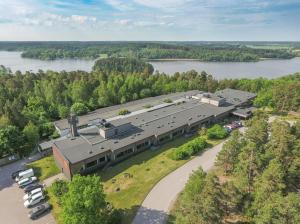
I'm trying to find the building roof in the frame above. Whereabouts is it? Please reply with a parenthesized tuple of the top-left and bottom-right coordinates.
(232, 107, 256, 118)
(215, 89, 256, 106)
(54, 90, 200, 131)
(54, 88, 255, 164)
(54, 98, 235, 164)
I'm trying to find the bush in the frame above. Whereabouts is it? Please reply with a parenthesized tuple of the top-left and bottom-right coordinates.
(118, 109, 130, 115)
(171, 137, 207, 160)
(143, 104, 153, 108)
(163, 98, 173, 103)
(71, 102, 89, 115)
(207, 124, 228, 139)
(51, 179, 68, 198)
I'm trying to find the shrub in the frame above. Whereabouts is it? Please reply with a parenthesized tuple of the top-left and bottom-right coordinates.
(207, 124, 228, 139)
(171, 137, 207, 160)
(118, 109, 130, 115)
(163, 98, 173, 103)
(143, 104, 153, 108)
(51, 179, 68, 198)
(71, 102, 89, 115)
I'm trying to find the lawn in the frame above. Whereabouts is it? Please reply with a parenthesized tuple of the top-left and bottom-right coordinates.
(27, 155, 60, 181)
(98, 134, 223, 224)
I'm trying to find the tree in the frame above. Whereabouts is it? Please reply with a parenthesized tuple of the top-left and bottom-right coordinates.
(23, 121, 39, 153)
(245, 113, 268, 147)
(234, 141, 262, 194)
(216, 130, 245, 175)
(62, 175, 111, 224)
(71, 102, 89, 116)
(58, 105, 70, 118)
(0, 125, 24, 157)
(174, 169, 224, 224)
(251, 159, 286, 217)
(252, 193, 300, 224)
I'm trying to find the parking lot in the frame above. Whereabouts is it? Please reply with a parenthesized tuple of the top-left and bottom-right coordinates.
(0, 157, 55, 224)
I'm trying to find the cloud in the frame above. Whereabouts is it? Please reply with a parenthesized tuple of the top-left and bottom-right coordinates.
(105, 0, 133, 11)
(133, 0, 193, 9)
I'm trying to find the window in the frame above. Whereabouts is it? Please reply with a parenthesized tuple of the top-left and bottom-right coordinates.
(137, 141, 150, 150)
(98, 157, 106, 163)
(172, 129, 182, 137)
(86, 160, 97, 168)
(159, 135, 170, 142)
(114, 129, 118, 135)
(116, 148, 133, 158)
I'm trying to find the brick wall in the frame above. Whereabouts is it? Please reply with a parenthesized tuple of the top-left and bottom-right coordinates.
(52, 145, 72, 179)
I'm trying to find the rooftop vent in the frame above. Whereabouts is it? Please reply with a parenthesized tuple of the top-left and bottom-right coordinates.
(89, 150, 93, 154)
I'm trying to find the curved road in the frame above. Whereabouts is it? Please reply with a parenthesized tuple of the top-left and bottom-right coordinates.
(132, 141, 225, 224)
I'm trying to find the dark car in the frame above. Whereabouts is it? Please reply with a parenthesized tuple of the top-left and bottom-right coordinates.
(24, 183, 44, 193)
(28, 202, 51, 220)
(11, 169, 25, 180)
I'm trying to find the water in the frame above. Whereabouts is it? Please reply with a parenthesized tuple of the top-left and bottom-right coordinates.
(150, 58, 300, 79)
(1, 51, 300, 79)
(0, 51, 95, 73)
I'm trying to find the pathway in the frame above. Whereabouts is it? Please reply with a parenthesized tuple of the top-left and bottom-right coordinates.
(132, 141, 225, 224)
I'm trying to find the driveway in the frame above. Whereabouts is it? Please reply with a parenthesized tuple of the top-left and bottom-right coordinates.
(132, 141, 227, 224)
(0, 156, 55, 224)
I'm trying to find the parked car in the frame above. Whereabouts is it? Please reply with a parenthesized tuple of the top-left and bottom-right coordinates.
(223, 126, 232, 133)
(28, 202, 51, 220)
(15, 168, 34, 182)
(23, 188, 43, 201)
(18, 176, 38, 188)
(24, 183, 44, 194)
(11, 169, 26, 180)
(233, 121, 243, 127)
(24, 192, 45, 208)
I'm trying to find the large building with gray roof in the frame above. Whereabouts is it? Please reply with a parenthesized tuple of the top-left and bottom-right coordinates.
(52, 88, 256, 179)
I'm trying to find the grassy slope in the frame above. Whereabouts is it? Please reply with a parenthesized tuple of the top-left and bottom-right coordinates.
(99, 135, 222, 224)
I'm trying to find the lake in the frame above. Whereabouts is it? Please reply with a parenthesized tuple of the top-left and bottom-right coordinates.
(1, 51, 300, 79)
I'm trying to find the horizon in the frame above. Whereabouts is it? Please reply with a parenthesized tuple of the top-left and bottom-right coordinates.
(0, 0, 300, 41)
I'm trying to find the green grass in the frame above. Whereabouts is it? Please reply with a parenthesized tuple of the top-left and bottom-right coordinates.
(27, 155, 60, 181)
(47, 187, 63, 224)
(98, 134, 223, 224)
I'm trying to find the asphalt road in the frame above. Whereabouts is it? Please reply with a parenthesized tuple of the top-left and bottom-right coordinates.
(132, 141, 225, 224)
(0, 156, 55, 224)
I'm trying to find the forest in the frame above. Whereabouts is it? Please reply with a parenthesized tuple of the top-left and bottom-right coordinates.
(170, 113, 300, 224)
(0, 58, 299, 158)
(0, 41, 296, 61)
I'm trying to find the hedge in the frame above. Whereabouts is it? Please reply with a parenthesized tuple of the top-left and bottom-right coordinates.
(207, 124, 228, 139)
(171, 137, 207, 160)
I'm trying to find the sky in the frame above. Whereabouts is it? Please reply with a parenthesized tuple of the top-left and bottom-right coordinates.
(0, 0, 300, 41)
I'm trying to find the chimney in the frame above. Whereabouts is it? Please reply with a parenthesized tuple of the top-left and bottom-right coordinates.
(68, 113, 79, 137)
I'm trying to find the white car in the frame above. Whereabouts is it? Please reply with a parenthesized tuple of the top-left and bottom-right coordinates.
(15, 168, 34, 182)
(18, 176, 38, 188)
(24, 192, 45, 208)
(23, 188, 43, 201)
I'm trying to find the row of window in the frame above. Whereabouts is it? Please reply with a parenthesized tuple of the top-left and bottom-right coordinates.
(137, 141, 150, 150)
(85, 156, 106, 168)
(116, 148, 134, 158)
(159, 135, 171, 142)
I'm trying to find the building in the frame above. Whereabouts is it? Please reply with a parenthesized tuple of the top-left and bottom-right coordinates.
(52, 89, 256, 179)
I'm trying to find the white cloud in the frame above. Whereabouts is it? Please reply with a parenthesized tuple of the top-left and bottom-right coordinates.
(105, 0, 133, 11)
